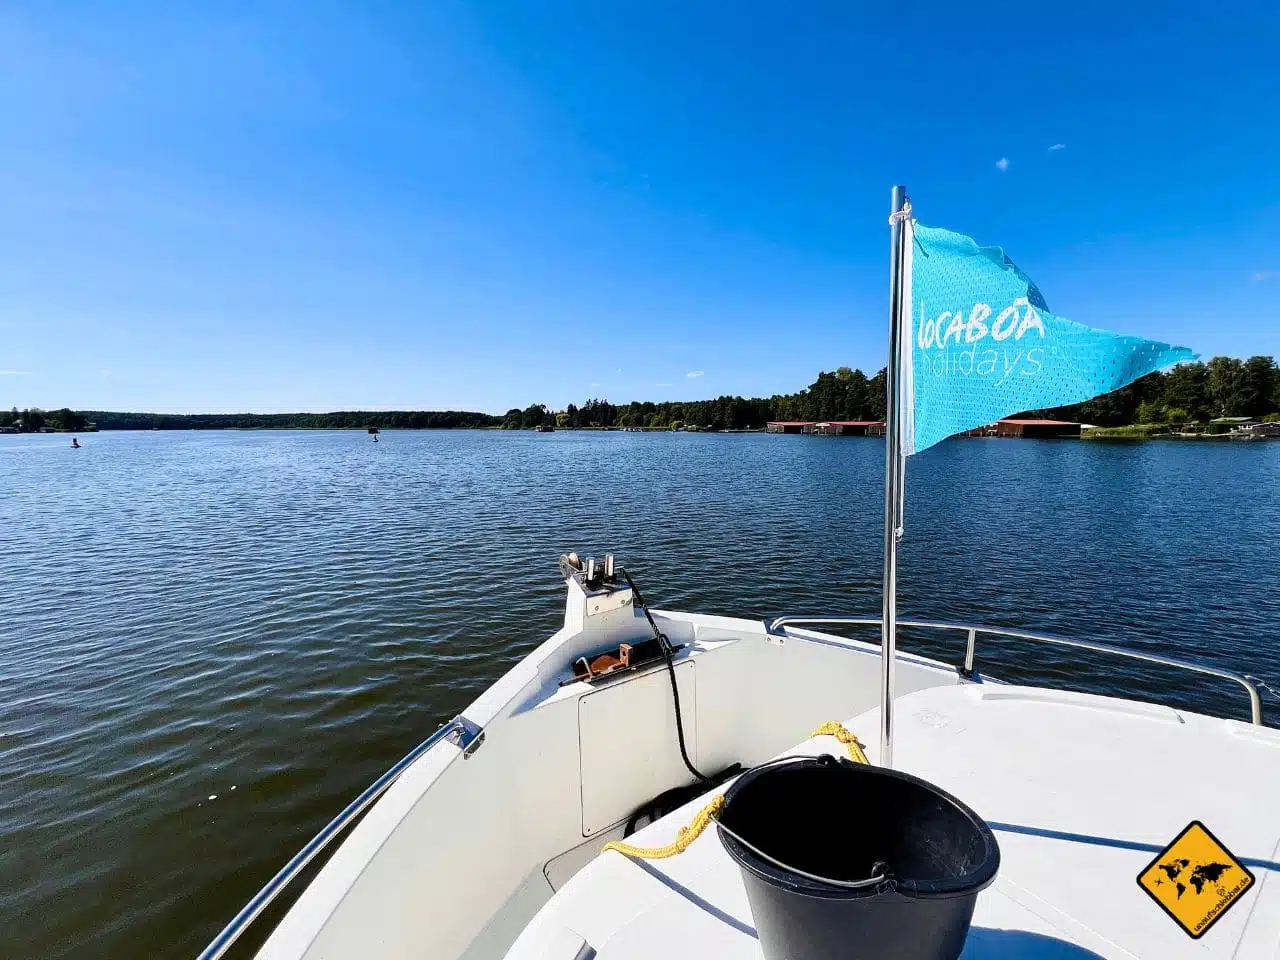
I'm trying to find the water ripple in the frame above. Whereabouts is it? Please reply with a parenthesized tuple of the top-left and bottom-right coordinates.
(1, 430, 1277, 960)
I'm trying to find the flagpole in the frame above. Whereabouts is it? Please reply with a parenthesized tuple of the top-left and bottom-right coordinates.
(881, 184, 909, 768)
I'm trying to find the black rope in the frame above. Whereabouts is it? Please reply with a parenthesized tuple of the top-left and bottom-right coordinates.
(620, 569, 709, 784)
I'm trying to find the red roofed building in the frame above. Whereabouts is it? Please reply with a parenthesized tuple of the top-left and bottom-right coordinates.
(811, 420, 887, 436)
(995, 418, 1081, 439)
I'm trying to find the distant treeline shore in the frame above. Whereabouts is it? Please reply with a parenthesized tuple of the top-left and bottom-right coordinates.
(0, 409, 502, 432)
(4, 354, 1276, 434)
(502, 354, 1279, 431)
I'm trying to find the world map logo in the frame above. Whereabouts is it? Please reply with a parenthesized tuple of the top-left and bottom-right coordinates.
(1152, 857, 1233, 900)
(1137, 821, 1254, 939)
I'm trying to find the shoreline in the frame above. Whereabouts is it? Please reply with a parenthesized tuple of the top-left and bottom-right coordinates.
(4, 424, 1274, 442)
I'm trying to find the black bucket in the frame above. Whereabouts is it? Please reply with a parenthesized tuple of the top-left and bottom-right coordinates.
(718, 755, 999, 960)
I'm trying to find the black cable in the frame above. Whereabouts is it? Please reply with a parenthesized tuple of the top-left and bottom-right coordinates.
(620, 569, 710, 784)
(623, 761, 743, 837)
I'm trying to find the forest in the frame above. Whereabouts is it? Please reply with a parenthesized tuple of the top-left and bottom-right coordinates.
(0, 408, 501, 432)
(4, 355, 1275, 434)
(1, 407, 90, 433)
(502, 355, 1280, 431)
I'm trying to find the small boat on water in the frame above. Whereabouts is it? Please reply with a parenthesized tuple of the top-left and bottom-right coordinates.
(535, 424, 555, 432)
(198, 191, 1278, 960)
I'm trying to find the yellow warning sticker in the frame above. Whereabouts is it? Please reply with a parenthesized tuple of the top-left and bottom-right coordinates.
(1137, 821, 1255, 938)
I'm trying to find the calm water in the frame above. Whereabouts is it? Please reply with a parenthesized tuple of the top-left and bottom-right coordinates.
(3, 430, 1278, 959)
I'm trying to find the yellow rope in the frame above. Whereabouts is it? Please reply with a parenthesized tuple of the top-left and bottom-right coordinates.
(599, 722, 867, 861)
(601, 794, 725, 859)
(810, 721, 870, 765)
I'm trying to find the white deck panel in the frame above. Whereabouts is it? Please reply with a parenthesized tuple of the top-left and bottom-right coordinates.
(505, 684, 1280, 959)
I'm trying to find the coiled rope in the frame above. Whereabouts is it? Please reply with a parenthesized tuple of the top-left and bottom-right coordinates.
(600, 722, 868, 860)
(810, 720, 871, 765)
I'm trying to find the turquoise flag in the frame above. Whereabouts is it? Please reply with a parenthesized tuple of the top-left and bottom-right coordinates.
(901, 222, 1195, 456)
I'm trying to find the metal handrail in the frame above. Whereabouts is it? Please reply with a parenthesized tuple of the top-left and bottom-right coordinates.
(196, 716, 481, 960)
(199, 618, 1263, 958)
(765, 616, 1263, 726)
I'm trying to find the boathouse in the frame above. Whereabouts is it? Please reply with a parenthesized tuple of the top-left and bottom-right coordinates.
(810, 420, 886, 436)
(995, 418, 1082, 439)
(1209, 416, 1258, 435)
(765, 420, 814, 434)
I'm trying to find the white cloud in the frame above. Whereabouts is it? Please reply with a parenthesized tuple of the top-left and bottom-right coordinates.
(1254, 270, 1274, 282)
(655, 382, 673, 387)
(1048, 143, 1066, 151)
(995, 157, 1009, 172)
(686, 370, 705, 378)
(589, 382, 601, 388)
(0, 369, 32, 376)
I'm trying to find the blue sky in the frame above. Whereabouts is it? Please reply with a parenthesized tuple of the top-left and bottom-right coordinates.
(1, 2, 1277, 414)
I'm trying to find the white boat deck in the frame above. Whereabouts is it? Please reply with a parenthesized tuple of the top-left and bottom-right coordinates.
(506, 683, 1280, 959)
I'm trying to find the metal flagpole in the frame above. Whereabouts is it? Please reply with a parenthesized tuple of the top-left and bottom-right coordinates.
(880, 185, 909, 768)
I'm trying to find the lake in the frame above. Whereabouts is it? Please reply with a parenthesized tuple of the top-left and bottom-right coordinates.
(3, 429, 1278, 960)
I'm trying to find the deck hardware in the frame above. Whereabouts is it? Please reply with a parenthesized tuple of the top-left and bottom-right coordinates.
(764, 616, 1263, 726)
(445, 716, 486, 758)
(960, 628, 977, 679)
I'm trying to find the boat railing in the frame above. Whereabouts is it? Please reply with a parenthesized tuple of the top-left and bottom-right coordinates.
(764, 616, 1263, 726)
(199, 619, 1263, 959)
(195, 715, 483, 960)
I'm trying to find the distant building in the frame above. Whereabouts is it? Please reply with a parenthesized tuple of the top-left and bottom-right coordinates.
(1208, 416, 1259, 436)
(766, 421, 814, 434)
(810, 420, 886, 436)
(994, 418, 1082, 439)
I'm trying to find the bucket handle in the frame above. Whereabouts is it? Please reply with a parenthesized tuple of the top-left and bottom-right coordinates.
(718, 755, 890, 891)
(715, 820, 889, 890)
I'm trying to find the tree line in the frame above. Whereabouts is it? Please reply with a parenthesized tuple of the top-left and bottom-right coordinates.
(86, 410, 504, 430)
(5, 356, 1274, 435)
(2, 407, 90, 432)
(0, 408, 502, 432)
(504, 355, 1279, 430)
(1040, 355, 1279, 426)
(503, 368, 890, 431)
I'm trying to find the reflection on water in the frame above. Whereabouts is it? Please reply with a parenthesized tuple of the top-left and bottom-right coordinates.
(1, 430, 1277, 959)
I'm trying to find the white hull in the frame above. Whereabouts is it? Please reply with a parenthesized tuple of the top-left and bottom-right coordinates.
(252, 576, 967, 960)
(202, 570, 1277, 960)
